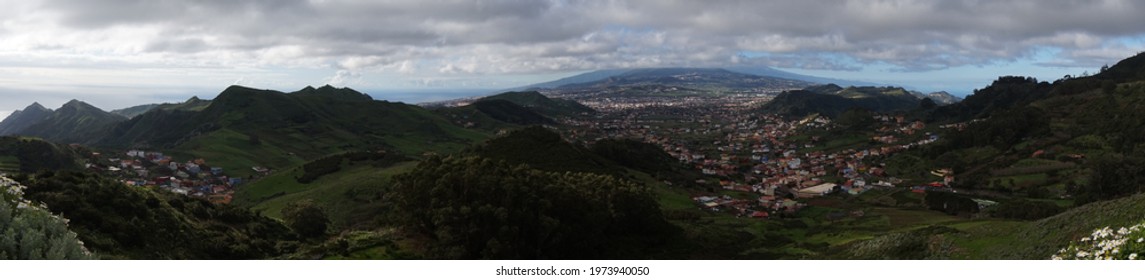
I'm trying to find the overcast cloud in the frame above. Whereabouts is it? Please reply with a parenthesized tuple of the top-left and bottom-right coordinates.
(1, 0, 1144, 111)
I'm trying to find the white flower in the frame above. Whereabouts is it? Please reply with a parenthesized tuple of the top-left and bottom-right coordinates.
(1131, 253, 1138, 260)
(1077, 251, 1089, 258)
(1118, 227, 1131, 235)
(1138, 238, 1143, 243)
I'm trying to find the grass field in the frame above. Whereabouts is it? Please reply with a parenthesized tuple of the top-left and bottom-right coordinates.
(247, 161, 417, 229)
(0, 155, 19, 173)
(170, 128, 309, 178)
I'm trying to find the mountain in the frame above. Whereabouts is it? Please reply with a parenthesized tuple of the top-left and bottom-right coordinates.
(290, 84, 374, 102)
(722, 66, 882, 87)
(467, 99, 556, 125)
(111, 96, 214, 118)
(759, 85, 923, 118)
(110, 104, 161, 118)
(514, 66, 879, 91)
(555, 68, 813, 91)
(757, 90, 860, 118)
(17, 100, 127, 144)
(927, 76, 1053, 122)
(0, 102, 53, 136)
(510, 69, 632, 90)
(477, 91, 595, 117)
(803, 83, 845, 94)
(910, 91, 962, 105)
(98, 85, 487, 176)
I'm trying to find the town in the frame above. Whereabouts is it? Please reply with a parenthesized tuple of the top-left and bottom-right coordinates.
(559, 96, 957, 220)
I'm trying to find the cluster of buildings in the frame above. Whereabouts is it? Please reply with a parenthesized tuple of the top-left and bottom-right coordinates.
(86, 150, 249, 204)
(573, 104, 952, 218)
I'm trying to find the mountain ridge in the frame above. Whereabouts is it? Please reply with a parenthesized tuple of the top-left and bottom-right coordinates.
(0, 102, 54, 136)
(511, 66, 880, 91)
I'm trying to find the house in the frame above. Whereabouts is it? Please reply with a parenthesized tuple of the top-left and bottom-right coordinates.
(126, 150, 145, 158)
(186, 163, 201, 174)
(971, 199, 998, 209)
(796, 183, 837, 198)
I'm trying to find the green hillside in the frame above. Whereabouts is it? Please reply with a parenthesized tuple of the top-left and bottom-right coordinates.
(478, 91, 595, 117)
(467, 126, 617, 175)
(814, 52, 1145, 259)
(101, 85, 488, 175)
(468, 99, 556, 125)
(112, 96, 214, 119)
(237, 152, 414, 229)
(0, 136, 83, 173)
(760, 85, 923, 118)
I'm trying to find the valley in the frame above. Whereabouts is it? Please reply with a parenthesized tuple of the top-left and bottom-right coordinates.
(4, 54, 1145, 260)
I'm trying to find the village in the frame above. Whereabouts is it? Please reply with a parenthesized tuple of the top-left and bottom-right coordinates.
(83, 149, 271, 205)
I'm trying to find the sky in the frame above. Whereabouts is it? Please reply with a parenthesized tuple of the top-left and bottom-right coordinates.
(2, 0, 1145, 120)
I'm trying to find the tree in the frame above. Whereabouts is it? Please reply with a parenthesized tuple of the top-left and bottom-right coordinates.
(389, 155, 676, 259)
(920, 97, 937, 110)
(1075, 153, 1145, 204)
(282, 199, 330, 239)
(836, 108, 875, 132)
(248, 134, 261, 145)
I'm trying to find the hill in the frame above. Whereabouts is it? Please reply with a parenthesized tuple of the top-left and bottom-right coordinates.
(829, 52, 1145, 260)
(0, 103, 53, 136)
(914, 52, 1145, 206)
(111, 96, 213, 118)
(0, 137, 83, 173)
(96, 85, 487, 175)
(759, 85, 924, 118)
(477, 91, 595, 117)
(16, 100, 127, 145)
(910, 91, 962, 105)
(468, 99, 555, 125)
(467, 126, 617, 175)
(927, 76, 1053, 122)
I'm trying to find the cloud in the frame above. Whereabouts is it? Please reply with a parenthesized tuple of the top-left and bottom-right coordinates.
(325, 69, 362, 86)
(15, 0, 1141, 75)
(0, 0, 1142, 110)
